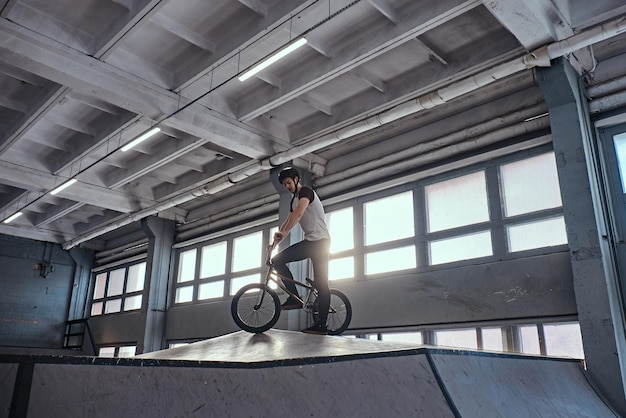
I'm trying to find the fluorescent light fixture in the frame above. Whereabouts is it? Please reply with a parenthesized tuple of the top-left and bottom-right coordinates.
(50, 178, 78, 196)
(121, 127, 161, 152)
(3, 212, 23, 224)
(239, 37, 307, 81)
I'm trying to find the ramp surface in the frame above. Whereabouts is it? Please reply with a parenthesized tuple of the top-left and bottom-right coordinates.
(1, 330, 618, 417)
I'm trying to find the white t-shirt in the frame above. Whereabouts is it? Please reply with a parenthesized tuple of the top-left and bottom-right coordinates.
(292, 186, 330, 241)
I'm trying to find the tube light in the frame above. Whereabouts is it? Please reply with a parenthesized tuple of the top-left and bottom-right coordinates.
(121, 127, 161, 152)
(239, 37, 307, 81)
(3, 212, 23, 224)
(50, 178, 78, 196)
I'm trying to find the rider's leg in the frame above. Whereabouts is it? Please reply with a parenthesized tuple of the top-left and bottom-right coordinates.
(271, 241, 309, 298)
(310, 239, 331, 326)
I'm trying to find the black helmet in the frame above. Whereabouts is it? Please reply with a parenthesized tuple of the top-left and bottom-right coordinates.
(278, 167, 299, 183)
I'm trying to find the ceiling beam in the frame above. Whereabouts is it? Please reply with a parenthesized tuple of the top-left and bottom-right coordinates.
(0, 160, 159, 213)
(0, 17, 282, 159)
(237, 0, 481, 121)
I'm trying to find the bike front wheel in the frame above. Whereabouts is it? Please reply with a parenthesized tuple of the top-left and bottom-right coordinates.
(231, 283, 280, 333)
(313, 288, 352, 335)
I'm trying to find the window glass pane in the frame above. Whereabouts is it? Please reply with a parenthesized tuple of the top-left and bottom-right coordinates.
(199, 281, 224, 300)
(429, 231, 492, 265)
(200, 242, 227, 278)
(507, 216, 567, 252)
(500, 153, 562, 217)
(169, 342, 189, 348)
(230, 274, 261, 295)
(364, 191, 414, 245)
(613, 133, 626, 192)
(175, 285, 194, 303)
(118, 346, 136, 358)
(435, 329, 477, 349)
(177, 249, 197, 283)
(544, 323, 584, 359)
(519, 325, 541, 355)
(91, 301, 103, 316)
(381, 332, 423, 344)
(232, 231, 263, 272)
(426, 171, 489, 232)
(366, 246, 416, 275)
(329, 256, 354, 280)
(328, 207, 354, 253)
(98, 347, 115, 358)
(127, 263, 146, 292)
(124, 295, 142, 311)
(481, 327, 504, 351)
(104, 298, 122, 314)
(93, 273, 107, 299)
(107, 269, 125, 296)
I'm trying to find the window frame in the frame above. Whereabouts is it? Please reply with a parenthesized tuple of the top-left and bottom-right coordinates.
(90, 260, 147, 317)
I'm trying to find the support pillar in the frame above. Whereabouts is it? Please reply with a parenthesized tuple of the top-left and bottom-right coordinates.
(537, 57, 626, 414)
(138, 216, 175, 354)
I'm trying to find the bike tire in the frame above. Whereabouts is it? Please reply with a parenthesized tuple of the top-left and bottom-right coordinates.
(313, 288, 352, 335)
(231, 283, 281, 333)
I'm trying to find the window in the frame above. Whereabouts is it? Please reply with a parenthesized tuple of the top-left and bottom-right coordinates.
(429, 231, 492, 265)
(500, 153, 567, 252)
(506, 216, 567, 252)
(380, 332, 423, 344)
(173, 230, 269, 305)
(364, 191, 416, 275)
(328, 207, 354, 253)
(500, 153, 562, 216)
(481, 327, 504, 351)
(543, 322, 584, 359)
(365, 246, 416, 275)
(435, 328, 478, 350)
(518, 325, 541, 355)
(177, 249, 196, 283)
(91, 262, 146, 316)
(364, 191, 414, 245)
(200, 242, 227, 278)
(232, 231, 262, 272)
(98, 345, 136, 358)
(426, 171, 489, 232)
(613, 132, 626, 192)
(329, 256, 354, 280)
(425, 172, 492, 265)
(328, 207, 355, 280)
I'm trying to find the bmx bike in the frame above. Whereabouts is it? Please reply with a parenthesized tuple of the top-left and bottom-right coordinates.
(230, 244, 352, 335)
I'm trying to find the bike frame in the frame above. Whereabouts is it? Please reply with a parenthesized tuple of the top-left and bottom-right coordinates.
(255, 244, 318, 311)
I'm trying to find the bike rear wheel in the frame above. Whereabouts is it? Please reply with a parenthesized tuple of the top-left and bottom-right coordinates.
(313, 288, 352, 335)
(231, 283, 280, 333)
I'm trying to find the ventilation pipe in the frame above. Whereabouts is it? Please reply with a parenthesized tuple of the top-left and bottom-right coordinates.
(62, 16, 626, 250)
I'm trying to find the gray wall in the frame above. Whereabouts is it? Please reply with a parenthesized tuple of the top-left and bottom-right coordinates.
(0, 235, 77, 348)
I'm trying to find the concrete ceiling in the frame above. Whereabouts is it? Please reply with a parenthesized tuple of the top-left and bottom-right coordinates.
(0, 0, 625, 252)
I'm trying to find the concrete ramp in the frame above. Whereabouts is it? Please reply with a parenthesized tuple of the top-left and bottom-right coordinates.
(1, 330, 618, 417)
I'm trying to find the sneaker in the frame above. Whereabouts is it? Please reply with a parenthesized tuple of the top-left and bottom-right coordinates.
(281, 297, 302, 311)
(301, 324, 328, 335)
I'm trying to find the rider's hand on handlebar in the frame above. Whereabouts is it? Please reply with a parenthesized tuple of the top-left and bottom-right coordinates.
(272, 231, 284, 245)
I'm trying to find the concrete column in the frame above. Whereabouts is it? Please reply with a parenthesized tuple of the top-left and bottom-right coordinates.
(138, 216, 175, 354)
(67, 246, 95, 320)
(536, 57, 626, 414)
